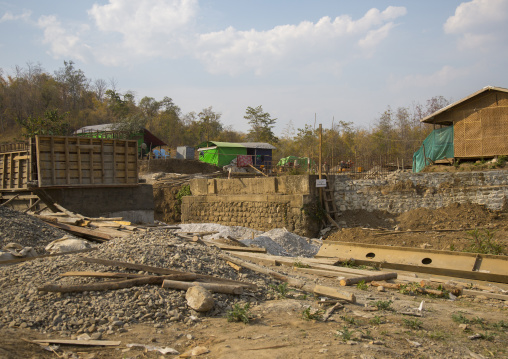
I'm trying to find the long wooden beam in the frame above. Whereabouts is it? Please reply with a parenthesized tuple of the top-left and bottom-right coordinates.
(316, 242, 508, 283)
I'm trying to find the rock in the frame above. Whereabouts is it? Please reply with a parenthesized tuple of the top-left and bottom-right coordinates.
(185, 286, 214, 312)
(459, 324, 469, 331)
(377, 286, 385, 292)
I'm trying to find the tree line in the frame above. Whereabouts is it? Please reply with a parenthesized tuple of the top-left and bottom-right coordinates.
(0, 61, 448, 165)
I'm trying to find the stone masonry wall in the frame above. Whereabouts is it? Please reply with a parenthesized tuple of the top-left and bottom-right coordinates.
(333, 170, 508, 213)
(182, 176, 321, 237)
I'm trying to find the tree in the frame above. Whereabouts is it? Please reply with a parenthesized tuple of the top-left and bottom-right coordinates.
(198, 106, 223, 143)
(244, 105, 278, 143)
(17, 109, 70, 137)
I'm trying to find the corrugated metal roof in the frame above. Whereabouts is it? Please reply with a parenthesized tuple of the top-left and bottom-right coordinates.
(75, 123, 117, 133)
(421, 86, 508, 124)
(197, 141, 276, 150)
(239, 142, 277, 150)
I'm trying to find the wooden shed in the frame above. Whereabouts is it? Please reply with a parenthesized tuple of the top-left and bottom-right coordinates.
(421, 86, 508, 158)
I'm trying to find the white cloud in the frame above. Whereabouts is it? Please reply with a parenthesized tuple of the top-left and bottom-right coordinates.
(444, 0, 508, 50)
(37, 15, 89, 62)
(88, 0, 198, 57)
(33, 1, 406, 75)
(194, 6, 407, 75)
(388, 65, 470, 91)
(0, 10, 31, 23)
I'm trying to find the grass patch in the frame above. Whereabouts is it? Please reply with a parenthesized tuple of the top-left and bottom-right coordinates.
(269, 282, 293, 299)
(336, 326, 354, 341)
(356, 280, 369, 290)
(301, 307, 323, 321)
(373, 300, 393, 311)
(403, 318, 423, 330)
(464, 228, 504, 255)
(226, 303, 251, 324)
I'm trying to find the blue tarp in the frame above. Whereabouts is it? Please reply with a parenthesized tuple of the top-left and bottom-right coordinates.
(412, 126, 454, 173)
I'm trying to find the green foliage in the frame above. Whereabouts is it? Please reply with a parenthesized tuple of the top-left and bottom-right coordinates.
(399, 282, 422, 295)
(293, 261, 310, 268)
(300, 200, 327, 222)
(373, 300, 393, 311)
(340, 315, 357, 325)
(269, 282, 293, 299)
(356, 280, 369, 290)
(226, 303, 251, 324)
(336, 326, 354, 341)
(369, 315, 384, 325)
(464, 228, 504, 255)
(244, 105, 278, 144)
(18, 109, 70, 137)
(496, 155, 507, 167)
(403, 318, 423, 330)
(301, 307, 323, 321)
(174, 185, 191, 215)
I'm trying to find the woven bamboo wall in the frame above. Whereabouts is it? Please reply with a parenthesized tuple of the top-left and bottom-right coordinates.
(452, 92, 508, 158)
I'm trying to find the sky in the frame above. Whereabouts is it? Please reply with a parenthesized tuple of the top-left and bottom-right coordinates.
(1, 0, 508, 136)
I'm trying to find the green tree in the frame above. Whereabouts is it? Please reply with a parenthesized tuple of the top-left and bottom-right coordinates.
(198, 106, 223, 143)
(244, 105, 278, 143)
(17, 109, 70, 137)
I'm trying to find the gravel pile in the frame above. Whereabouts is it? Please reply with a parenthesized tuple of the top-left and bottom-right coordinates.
(178, 223, 261, 239)
(0, 227, 279, 337)
(178, 223, 320, 257)
(241, 236, 290, 256)
(261, 228, 320, 257)
(0, 207, 70, 254)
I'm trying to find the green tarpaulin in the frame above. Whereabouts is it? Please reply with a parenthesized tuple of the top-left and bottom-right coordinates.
(277, 156, 313, 167)
(198, 142, 247, 167)
(413, 126, 454, 173)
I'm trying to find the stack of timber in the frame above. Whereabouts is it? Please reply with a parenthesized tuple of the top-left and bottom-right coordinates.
(33, 207, 147, 242)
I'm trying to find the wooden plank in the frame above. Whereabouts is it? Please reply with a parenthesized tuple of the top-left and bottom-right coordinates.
(50, 136, 56, 185)
(60, 271, 152, 279)
(113, 139, 117, 183)
(79, 257, 258, 289)
(31, 339, 121, 346)
(162, 280, 244, 295)
(0, 248, 97, 266)
(39, 273, 196, 293)
(64, 137, 70, 185)
(463, 289, 508, 301)
(77, 138, 82, 184)
(9, 152, 14, 189)
(89, 138, 94, 185)
(124, 141, 128, 183)
(101, 139, 105, 183)
(339, 272, 398, 286)
(43, 220, 112, 242)
(317, 242, 508, 283)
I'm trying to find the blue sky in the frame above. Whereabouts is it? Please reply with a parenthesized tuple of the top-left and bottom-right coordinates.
(1, 0, 508, 135)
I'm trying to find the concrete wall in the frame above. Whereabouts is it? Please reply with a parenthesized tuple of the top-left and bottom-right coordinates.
(181, 175, 321, 237)
(45, 184, 155, 223)
(333, 170, 508, 213)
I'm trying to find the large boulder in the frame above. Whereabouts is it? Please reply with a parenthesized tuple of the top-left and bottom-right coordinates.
(185, 286, 214, 312)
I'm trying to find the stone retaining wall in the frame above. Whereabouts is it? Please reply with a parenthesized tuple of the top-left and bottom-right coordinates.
(182, 176, 321, 237)
(333, 170, 508, 213)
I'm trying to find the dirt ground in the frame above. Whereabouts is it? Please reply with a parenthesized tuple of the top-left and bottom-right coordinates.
(2, 174, 508, 358)
(2, 275, 507, 359)
(326, 202, 508, 253)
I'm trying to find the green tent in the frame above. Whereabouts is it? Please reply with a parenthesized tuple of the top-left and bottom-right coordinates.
(412, 126, 454, 173)
(197, 141, 247, 167)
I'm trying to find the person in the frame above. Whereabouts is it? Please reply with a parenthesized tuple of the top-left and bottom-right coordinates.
(323, 162, 329, 175)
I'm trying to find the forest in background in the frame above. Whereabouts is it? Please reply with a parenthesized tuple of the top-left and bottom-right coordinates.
(0, 61, 450, 166)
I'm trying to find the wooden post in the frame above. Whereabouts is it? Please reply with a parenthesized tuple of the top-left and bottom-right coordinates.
(162, 280, 244, 295)
(319, 123, 323, 207)
(339, 272, 397, 286)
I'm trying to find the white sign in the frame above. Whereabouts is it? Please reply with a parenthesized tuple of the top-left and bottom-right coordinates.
(316, 179, 327, 188)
